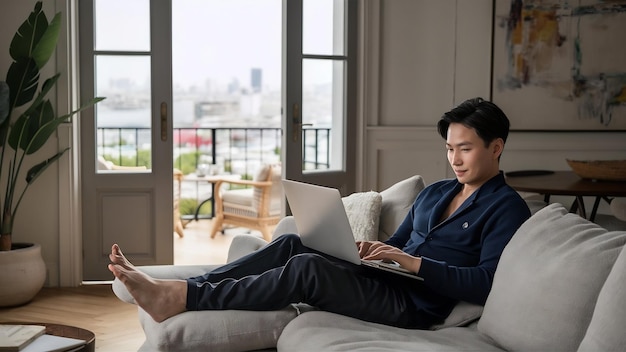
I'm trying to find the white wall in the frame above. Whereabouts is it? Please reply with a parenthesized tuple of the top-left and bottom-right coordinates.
(2, 0, 625, 287)
(358, 0, 626, 209)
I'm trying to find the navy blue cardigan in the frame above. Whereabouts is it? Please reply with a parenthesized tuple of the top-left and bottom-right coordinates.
(385, 172, 530, 310)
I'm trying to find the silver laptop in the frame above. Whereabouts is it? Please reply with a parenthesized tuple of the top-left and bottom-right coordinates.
(281, 179, 423, 280)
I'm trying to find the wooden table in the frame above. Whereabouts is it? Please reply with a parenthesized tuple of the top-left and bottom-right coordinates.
(505, 171, 626, 221)
(182, 173, 241, 222)
(1, 322, 95, 351)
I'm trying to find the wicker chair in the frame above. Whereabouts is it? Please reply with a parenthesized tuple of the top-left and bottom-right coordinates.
(209, 163, 283, 241)
(173, 169, 185, 238)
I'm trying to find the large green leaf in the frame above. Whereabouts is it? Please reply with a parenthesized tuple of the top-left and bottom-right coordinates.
(0, 81, 8, 148)
(6, 58, 39, 108)
(6, 1, 60, 110)
(0, 82, 9, 125)
(7, 108, 31, 151)
(8, 96, 104, 155)
(26, 148, 69, 184)
(23, 103, 58, 154)
(15, 74, 60, 125)
(29, 96, 105, 154)
(33, 12, 61, 69)
(9, 1, 47, 61)
(6, 74, 60, 151)
(16, 100, 56, 153)
(0, 114, 8, 148)
(9, 100, 55, 154)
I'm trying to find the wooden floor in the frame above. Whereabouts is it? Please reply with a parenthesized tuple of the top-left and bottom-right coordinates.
(0, 220, 264, 351)
(0, 285, 145, 351)
(173, 218, 264, 265)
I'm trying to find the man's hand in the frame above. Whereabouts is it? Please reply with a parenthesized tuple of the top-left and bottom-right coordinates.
(356, 241, 422, 273)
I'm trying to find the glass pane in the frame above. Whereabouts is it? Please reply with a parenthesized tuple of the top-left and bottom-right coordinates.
(95, 55, 152, 171)
(172, 0, 282, 180)
(302, 59, 345, 171)
(95, 0, 150, 51)
(303, 0, 345, 55)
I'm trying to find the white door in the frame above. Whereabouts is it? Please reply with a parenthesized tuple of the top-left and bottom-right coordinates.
(80, 0, 173, 280)
(283, 0, 357, 194)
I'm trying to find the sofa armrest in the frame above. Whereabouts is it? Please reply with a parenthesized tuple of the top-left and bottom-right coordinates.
(112, 264, 220, 304)
(226, 235, 269, 262)
(272, 216, 298, 240)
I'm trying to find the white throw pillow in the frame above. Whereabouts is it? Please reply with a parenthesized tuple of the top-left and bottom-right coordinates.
(341, 191, 382, 242)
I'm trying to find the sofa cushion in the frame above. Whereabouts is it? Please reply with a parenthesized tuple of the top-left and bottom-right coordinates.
(378, 175, 425, 241)
(578, 245, 626, 351)
(431, 301, 483, 330)
(272, 216, 299, 241)
(342, 191, 382, 241)
(478, 203, 626, 351)
(277, 311, 503, 352)
(138, 305, 298, 352)
(610, 197, 626, 221)
(222, 188, 253, 207)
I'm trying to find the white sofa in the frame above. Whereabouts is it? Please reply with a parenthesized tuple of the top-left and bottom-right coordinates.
(113, 175, 626, 351)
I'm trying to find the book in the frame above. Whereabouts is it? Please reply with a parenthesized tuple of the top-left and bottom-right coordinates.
(0, 325, 46, 352)
(20, 334, 86, 352)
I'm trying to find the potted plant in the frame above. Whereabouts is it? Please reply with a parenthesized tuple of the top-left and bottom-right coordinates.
(0, 2, 103, 306)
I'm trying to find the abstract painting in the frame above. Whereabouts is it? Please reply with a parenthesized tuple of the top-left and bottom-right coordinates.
(492, 0, 626, 130)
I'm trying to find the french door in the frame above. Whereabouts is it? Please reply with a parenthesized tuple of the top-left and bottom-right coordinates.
(79, 0, 356, 280)
(283, 0, 357, 194)
(80, 0, 173, 280)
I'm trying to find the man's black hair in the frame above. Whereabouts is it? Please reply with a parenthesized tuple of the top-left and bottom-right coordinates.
(437, 97, 510, 147)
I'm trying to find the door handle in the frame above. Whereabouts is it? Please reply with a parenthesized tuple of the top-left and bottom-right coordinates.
(292, 103, 312, 142)
(161, 102, 168, 141)
(292, 103, 300, 142)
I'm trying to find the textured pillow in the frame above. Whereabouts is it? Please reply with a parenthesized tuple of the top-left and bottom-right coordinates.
(378, 175, 425, 241)
(139, 306, 298, 351)
(342, 191, 382, 242)
(578, 244, 626, 351)
(267, 164, 283, 215)
(478, 203, 626, 351)
(252, 164, 272, 210)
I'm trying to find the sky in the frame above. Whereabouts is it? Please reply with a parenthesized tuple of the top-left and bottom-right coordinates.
(94, 0, 341, 92)
(94, 0, 281, 91)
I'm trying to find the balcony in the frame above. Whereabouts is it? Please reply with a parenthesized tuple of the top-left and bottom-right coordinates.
(97, 126, 331, 221)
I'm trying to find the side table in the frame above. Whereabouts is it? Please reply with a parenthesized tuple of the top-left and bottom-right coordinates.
(0, 322, 95, 352)
(505, 170, 626, 221)
(181, 173, 242, 223)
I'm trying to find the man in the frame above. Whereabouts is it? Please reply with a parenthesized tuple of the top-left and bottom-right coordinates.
(109, 97, 531, 329)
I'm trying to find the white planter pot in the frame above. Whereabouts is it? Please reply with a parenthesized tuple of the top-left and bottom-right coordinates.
(0, 243, 46, 307)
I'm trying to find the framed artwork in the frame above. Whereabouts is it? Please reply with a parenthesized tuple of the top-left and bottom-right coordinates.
(492, 0, 626, 131)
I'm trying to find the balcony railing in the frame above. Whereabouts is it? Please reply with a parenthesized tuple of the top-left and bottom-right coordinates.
(97, 126, 332, 220)
(97, 126, 331, 176)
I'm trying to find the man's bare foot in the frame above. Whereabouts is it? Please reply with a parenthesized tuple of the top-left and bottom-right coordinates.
(109, 244, 135, 270)
(108, 244, 188, 322)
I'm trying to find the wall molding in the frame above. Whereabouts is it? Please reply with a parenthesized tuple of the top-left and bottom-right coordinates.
(365, 126, 626, 191)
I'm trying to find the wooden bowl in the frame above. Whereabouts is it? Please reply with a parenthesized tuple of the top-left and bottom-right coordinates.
(566, 159, 626, 181)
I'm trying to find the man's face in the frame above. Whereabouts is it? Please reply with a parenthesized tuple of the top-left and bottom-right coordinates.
(446, 123, 501, 188)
